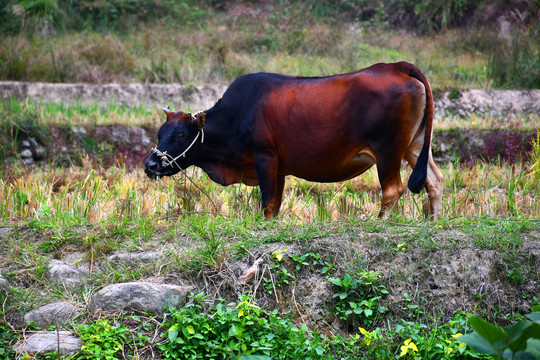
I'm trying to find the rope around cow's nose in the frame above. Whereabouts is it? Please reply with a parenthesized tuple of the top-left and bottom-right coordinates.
(148, 128, 204, 170)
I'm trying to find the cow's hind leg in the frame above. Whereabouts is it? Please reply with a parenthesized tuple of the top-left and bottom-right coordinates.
(376, 161, 404, 219)
(405, 149, 443, 218)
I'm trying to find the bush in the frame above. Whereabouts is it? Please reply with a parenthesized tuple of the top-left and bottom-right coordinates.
(76, 319, 129, 360)
(160, 293, 328, 360)
(487, 22, 540, 89)
(0, 0, 209, 34)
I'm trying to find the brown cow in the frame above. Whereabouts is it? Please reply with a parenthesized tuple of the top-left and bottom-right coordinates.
(144, 62, 443, 220)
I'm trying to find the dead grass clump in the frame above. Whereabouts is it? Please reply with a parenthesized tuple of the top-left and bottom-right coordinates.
(1, 158, 539, 226)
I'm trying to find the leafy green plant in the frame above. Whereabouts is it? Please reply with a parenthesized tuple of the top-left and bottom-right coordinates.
(76, 318, 129, 360)
(458, 306, 540, 360)
(160, 293, 328, 359)
(0, 307, 16, 360)
(289, 252, 335, 275)
(394, 316, 480, 359)
(329, 271, 388, 328)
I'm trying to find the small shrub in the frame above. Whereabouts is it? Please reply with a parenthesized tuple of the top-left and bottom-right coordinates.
(160, 293, 328, 359)
(329, 270, 388, 330)
(76, 318, 129, 360)
(487, 18, 540, 89)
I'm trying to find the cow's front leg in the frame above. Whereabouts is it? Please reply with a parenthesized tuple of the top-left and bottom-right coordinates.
(254, 156, 285, 220)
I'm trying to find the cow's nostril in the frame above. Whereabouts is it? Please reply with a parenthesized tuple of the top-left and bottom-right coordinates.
(145, 159, 159, 171)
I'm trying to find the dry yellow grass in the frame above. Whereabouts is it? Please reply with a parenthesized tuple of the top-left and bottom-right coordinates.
(1, 160, 538, 225)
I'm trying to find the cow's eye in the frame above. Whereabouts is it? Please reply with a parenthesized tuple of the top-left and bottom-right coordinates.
(175, 132, 185, 141)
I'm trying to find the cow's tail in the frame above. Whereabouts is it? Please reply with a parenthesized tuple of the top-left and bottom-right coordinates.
(396, 62, 433, 194)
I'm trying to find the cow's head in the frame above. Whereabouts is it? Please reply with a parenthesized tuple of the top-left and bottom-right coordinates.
(144, 108, 206, 179)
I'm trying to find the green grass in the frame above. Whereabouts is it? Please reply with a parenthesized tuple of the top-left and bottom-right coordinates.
(2, 1, 538, 89)
(0, 12, 489, 89)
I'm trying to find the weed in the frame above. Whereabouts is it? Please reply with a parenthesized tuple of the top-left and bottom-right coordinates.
(528, 132, 540, 181)
(0, 306, 16, 360)
(458, 305, 540, 360)
(487, 19, 540, 89)
(184, 219, 232, 271)
(76, 318, 129, 359)
(392, 311, 490, 359)
(290, 252, 335, 275)
(160, 293, 327, 359)
(329, 271, 388, 330)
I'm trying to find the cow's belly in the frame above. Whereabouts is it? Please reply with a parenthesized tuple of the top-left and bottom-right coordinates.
(285, 150, 376, 183)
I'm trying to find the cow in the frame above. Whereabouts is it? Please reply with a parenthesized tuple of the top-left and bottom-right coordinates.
(144, 61, 443, 220)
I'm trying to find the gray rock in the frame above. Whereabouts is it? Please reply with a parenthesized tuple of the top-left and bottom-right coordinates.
(29, 137, 39, 147)
(107, 251, 163, 265)
(0, 274, 9, 291)
(21, 140, 31, 148)
(20, 149, 33, 158)
(33, 146, 47, 160)
(48, 261, 87, 287)
(71, 126, 87, 136)
(14, 331, 81, 355)
(24, 302, 79, 328)
(89, 282, 193, 315)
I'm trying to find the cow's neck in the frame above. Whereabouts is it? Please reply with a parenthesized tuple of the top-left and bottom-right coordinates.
(192, 112, 230, 182)
(193, 111, 255, 186)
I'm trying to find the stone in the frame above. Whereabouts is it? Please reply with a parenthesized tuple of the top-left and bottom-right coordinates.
(14, 331, 81, 355)
(24, 302, 79, 328)
(106, 251, 163, 265)
(20, 149, 33, 158)
(29, 137, 38, 147)
(0, 274, 9, 291)
(71, 126, 87, 136)
(89, 282, 193, 315)
(33, 146, 47, 160)
(21, 140, 31, 148)
(47, 261, 87, 287)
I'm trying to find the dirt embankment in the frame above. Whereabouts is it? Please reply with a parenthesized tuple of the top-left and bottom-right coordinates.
(1, 81, 539, 117)
(2, 82, 539, 167)
(0, 81, 228, 111)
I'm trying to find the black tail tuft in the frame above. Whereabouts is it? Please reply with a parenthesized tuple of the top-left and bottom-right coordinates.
(407, 145, 429, 194)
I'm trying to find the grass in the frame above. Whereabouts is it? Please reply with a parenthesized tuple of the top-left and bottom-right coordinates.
(3, 98, 539, 130)
(2, 98, 158, 127)
(0, 21, 490, 89)
(2, 1, 538, 91)
(2, 159, 538, 226)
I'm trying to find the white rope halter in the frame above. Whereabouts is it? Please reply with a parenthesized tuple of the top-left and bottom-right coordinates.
(148, 128, 204, 170)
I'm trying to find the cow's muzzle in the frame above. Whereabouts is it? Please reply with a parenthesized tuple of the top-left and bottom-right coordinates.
(144, 159, 160, 179)
(144, 158, 175, 179)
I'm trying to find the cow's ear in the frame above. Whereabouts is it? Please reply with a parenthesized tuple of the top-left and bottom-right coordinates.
(196, 112, 206, 130)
